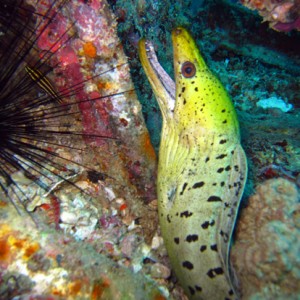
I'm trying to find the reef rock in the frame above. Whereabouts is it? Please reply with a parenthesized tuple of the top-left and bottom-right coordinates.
(232, 178, 300, 299)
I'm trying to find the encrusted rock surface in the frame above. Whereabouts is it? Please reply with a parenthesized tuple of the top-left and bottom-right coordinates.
(232, 178, 300, 299)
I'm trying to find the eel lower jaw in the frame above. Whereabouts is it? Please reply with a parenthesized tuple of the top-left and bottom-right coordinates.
(143, 40, 176, 114)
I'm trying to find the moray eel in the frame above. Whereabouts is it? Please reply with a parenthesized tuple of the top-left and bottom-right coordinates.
(138, 27, 247, 300)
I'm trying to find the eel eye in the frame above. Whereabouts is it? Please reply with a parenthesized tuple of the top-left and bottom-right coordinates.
(181, 61, 196, 78)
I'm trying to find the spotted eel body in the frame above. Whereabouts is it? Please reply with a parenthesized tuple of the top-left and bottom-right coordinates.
(139, 27, 247, 300)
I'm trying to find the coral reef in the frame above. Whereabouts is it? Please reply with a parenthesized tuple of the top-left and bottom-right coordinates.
(240, 0, 300, 31)
(231, 178, 300, 299)
(26, 0, 157, 203)
(0, 0, 169, 298)
(0, 202, 167, 299)
(1, 0, 299, 298)
(11, 0, 160, 236)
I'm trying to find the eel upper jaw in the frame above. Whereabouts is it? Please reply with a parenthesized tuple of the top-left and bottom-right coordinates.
(138, 39, 175, 121)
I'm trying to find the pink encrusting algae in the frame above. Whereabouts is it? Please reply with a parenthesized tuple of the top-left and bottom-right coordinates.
(28, 0, 157, 200)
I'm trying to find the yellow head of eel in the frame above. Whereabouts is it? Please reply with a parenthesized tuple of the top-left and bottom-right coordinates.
(139, 27, 247, 300)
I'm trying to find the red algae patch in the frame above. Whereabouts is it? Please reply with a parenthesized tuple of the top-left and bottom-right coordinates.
(141, 131, 157, 161)
(0, 200, 7, 207)
(68, 280, 83, 296)
(23, 242, 40, 260)
(0, 237, 10, 263)
(153, 294, 167, 300)
(83, 42, 97, 58)
(91, 277, 111, 299)
(0, 225, 17, 264)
